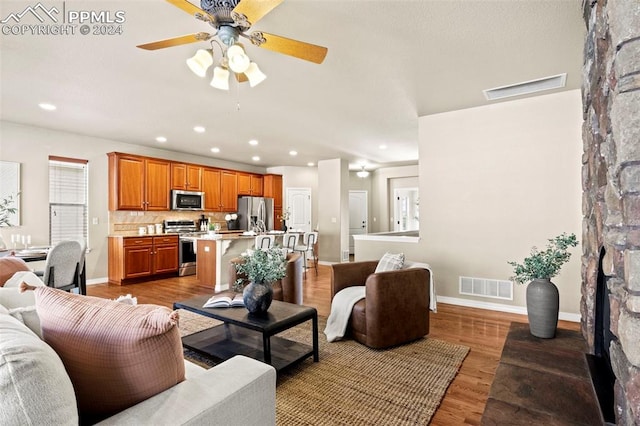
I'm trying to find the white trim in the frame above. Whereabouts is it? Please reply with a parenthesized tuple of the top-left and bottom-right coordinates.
(436, 295, 581, 323)
(352, 234, 420, 243)
(87, 277, 107, 285)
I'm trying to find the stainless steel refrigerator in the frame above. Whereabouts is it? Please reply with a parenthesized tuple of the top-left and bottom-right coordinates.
(237, 196, 274, 232)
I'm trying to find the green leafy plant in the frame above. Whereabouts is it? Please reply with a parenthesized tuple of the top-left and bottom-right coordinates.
(0, 194, 18, 227)
(508, 233, 578, 284)
(233, 247, 288, 291)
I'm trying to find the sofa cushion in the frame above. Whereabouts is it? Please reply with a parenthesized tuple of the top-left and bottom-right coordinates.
(32, 286, 185, 423)
(0, 272, 46, 336)
(375, 252, 405, 273)
(0, 257, 30, 286)
(0, 312, 78, 426)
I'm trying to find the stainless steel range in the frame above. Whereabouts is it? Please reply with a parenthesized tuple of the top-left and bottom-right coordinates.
(163, 220, 205, 276)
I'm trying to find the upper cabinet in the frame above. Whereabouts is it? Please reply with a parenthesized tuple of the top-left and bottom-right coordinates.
(171, 163, 202, 191)
(263, 174, 283, 209)
(237, 173, 263, 196)
(108, 153, 170, 211)
(202, 168, 238, 212)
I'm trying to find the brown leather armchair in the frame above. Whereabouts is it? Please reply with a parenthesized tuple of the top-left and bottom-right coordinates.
(228, 253, 303, 304)
(330, 260, 430, 349)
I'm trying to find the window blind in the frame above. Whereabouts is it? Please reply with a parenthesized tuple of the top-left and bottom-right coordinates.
(49, 158, 88, 246)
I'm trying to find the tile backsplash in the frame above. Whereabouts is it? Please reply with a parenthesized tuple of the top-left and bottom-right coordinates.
(109, 211, 229, 234)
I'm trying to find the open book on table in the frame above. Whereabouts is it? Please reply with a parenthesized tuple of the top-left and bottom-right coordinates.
(203, 291, 245, 308)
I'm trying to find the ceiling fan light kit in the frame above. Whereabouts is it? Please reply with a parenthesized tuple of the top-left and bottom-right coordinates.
(138, 0, 327, 91)
(210, 66, 230, 90)
(186, 48, 214, 77)
(244, 62, 267, 87)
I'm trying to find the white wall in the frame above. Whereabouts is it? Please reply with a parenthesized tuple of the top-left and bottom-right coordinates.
(267, 165, 319, 229)
(0, 121, 265, 281)
(419, 90, 583, 315)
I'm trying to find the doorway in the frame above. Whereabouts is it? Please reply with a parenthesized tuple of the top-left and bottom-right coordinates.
(286, 188, 312, 233)
(349, 190, 368, 254)
(393, 188, 419, 231)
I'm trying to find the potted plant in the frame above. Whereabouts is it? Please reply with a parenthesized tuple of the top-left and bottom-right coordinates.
(208, 222, 221, 236)
(234, 247, 288, 314)
(508, 232, 578, 338)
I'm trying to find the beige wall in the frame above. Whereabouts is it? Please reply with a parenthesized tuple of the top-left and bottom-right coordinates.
(419, 90, 583, 315)
(0, 121, 265, 281)
(317, 159, 349, 263)
(267, 165, 319, 230)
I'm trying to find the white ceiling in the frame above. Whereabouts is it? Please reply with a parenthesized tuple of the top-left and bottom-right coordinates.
(0, 0, 585, 170)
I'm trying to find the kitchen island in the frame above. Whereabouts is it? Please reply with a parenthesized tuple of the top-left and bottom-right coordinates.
(195, 232, 286, 291)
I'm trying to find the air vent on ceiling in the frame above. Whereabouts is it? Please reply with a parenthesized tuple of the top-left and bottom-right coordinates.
(483, 73, 567, 101)
(459, 276, 513, 300)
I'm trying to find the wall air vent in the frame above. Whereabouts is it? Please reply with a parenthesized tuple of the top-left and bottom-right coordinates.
(483, 73, 567, 101)
(460, 276, 513, 300)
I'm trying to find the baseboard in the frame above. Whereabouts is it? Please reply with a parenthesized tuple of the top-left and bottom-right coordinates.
(87, 277, 107, 286)
(436, 296, 581, 323)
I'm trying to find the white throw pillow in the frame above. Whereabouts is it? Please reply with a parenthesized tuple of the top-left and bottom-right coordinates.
(375, 252, 405, 273)
(0, 313, 78, 426)
(0, 286, 42, 337)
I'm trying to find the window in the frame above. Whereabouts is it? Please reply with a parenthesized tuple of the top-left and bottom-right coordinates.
(49, 156, 88, 246)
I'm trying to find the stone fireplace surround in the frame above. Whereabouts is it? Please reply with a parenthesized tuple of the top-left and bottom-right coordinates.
(581, 0, 640, 424)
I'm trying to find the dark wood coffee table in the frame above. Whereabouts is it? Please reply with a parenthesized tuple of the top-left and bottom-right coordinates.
(173, 296, 319, 372)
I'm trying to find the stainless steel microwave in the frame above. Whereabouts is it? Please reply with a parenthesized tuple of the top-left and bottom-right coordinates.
(171, 190, 204, 211)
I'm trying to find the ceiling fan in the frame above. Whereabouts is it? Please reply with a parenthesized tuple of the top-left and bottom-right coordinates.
(137, 0, 328, 88)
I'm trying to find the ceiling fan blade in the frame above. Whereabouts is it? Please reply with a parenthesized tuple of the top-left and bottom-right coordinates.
(232, 0, 283, 26)
(165, 0, 217, 25)
(250, 32, 327, 64)
(137, 33, 210, 50)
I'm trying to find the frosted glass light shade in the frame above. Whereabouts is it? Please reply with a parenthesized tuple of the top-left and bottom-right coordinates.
(210, 66, 230, 90)
(227, 44, 250, 73)
(244, 62, 266, 87)
(357, 169, 369, 178)
(186, 49, 213, 77)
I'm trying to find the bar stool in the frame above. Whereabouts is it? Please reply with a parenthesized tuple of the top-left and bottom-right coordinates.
(294, 231, 318, 277)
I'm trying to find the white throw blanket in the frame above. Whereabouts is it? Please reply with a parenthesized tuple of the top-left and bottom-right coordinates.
(324, 263, 437, 343)
(323, 286, 366, 342)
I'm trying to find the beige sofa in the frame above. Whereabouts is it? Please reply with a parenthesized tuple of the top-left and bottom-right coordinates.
(0, 272, 276, 426)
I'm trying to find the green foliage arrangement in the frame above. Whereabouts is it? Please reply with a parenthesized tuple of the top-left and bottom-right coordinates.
(233, 247, 288, 291)
(508, 233, 578, 284)
(0, 194, 18, 227)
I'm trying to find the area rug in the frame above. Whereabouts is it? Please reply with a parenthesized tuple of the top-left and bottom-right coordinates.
(177, 309, 469, 425)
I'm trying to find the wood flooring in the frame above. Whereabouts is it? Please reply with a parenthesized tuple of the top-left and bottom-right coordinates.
(87, 263, 580, 426)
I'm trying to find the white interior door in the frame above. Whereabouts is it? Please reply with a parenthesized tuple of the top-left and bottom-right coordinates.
(349, 190, 368, 254)
(286, 188, 312, 233)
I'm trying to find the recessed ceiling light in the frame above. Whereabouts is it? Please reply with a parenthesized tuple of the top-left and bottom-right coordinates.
(249, 139, 259, 146)
(211, 147, 220, 153)
(379, 144, 387, 150)
(156, 136, 167, 143)
(289, 150, 298, 156)
(193, 126, 206, 133)
(38, 103, 56, 111)
(252, 156, 260, 161)
(307, 162, 315, 167)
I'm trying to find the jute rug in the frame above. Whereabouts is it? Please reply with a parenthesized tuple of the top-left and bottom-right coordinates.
(177, 309, 469, 425)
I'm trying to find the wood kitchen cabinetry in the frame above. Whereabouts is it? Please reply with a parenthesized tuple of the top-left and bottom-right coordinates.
(171, 163, 202, 191)
(237, 173, 264, 196)
(264, 174, 283, 229)
(202, 168, 238, 212)
(108, 235, 179, 285)
(108, 152, 171, 211)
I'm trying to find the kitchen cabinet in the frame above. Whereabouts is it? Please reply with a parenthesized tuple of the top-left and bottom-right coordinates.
(108, 152, 170, 211)
(171, 163, 202, 191)
(108, 235, 179, 285)
(263, 174, 283, 209)
(203, 168, 238, 212)
(237, 173, 263, 196)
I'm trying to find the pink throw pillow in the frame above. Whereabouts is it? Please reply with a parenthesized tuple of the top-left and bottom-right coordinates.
(0, 257, 30, 286)
(32, 287, 185, 423)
